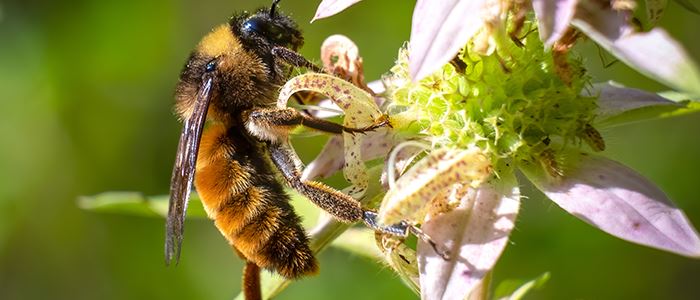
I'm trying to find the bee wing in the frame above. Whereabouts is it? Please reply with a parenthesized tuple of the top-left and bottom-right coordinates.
(165, 75, 214, 265)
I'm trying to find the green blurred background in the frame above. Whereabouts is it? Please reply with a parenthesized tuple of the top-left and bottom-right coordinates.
(1, 0, 699, 299)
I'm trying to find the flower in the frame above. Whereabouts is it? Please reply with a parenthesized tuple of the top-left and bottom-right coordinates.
(305, 1, 700, 299)
(314, 0, 700, 96)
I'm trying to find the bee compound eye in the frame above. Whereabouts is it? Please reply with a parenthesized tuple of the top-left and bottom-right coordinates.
(205, 59, 218, 73)
(242, 18, 262, 35)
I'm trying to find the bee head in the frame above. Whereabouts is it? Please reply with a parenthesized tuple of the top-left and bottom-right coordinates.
(232, 0, 304, 52)
(174, 1, 304, 123)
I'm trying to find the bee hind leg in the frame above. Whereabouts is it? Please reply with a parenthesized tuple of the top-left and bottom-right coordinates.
(269, 142, 364, 222)
(268, 143, 450, 260)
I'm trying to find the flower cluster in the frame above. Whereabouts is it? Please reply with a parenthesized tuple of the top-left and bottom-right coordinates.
(386, 23, 599, 178)
(294, 1, 700, 299)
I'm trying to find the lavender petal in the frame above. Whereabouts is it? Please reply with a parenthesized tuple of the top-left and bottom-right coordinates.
(522, 151, 700, 257)
(585, 82, 680, 125)
(418, 174, 520, 300)
(573, 4, 700, 96)
(409, 0, 492, 81)
(532, 0, 579, 46)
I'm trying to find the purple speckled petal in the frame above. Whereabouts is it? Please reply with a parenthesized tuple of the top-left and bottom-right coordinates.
(585, 82, 679, 121)
(572, 2, 632, 39)
(409, 0, 493, 81)
(312, 0, 362, 22)
(306, 80, 385, 119)
(522, 151, 700, 257)
(532, 0, 578, 46)
(418, 174, 520, 300)
(573, 3, 700, 96)
(277, 73, 383, 196)
(379, 148, 492, 225)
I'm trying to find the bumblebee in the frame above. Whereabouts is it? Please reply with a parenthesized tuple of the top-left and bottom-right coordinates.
(165, 0, 434, 296)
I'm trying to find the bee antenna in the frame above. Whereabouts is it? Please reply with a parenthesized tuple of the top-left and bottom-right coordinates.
(270, 0, 282, 18)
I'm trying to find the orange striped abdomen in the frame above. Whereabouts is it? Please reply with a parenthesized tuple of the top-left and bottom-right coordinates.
(195, 123, 317, 278)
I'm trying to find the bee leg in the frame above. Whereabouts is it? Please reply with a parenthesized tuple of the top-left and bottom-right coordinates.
(301, 112, 390, 135)
(360, 210, 409, 237)
(269, 142, 364, 222)
(246, 107, 390, 142)
(268, 142, 450, 260)
(269, 142, 450, 260)
(242, 261, 262, 300)
(272, 46, 324, 73)
(311, 112, 390, 134)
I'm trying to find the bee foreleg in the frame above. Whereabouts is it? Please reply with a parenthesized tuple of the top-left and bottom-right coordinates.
(246, 107, 388, 142)
(272, 46, 324, 73)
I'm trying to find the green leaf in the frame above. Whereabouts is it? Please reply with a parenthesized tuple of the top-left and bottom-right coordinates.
(331, 228, 383, 260)
(573, 6, 700, 97)
(673, 0, 700, 14)
(588, 83, 700, 127)
(597, 98, 700, 128)
(77, 191, 207, 218)
(493, 272, 551, 300)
